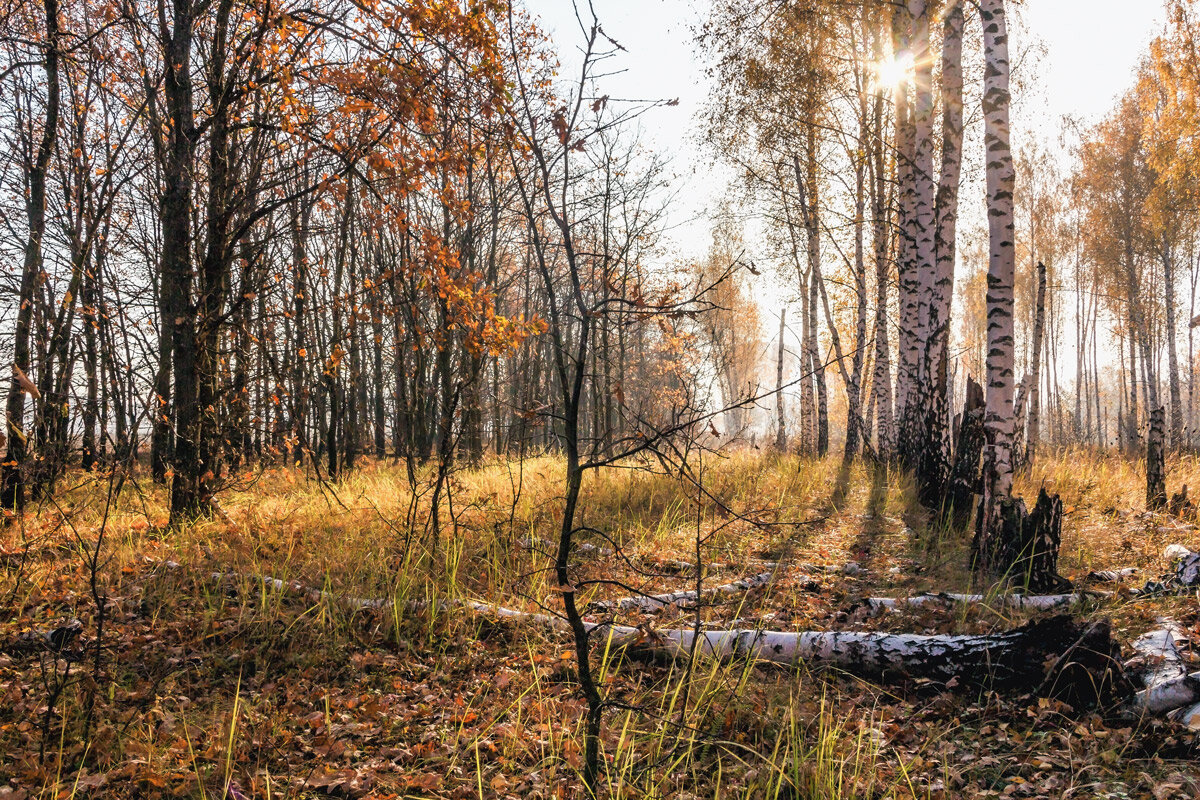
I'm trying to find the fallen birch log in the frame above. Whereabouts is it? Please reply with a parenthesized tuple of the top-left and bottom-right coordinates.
(210, 567, 1119, 697)
(590, 570, 777, 613)
(161, 560, 1126, 704)
(861, 592, 1095, 612)
(800, 562, 862, 576)
(211, 572, 392, 611)
(517, 536, 613, 558)
(462, 599, 1121, 698)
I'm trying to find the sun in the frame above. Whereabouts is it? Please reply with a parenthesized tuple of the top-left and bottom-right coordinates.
(874, 52, 915, 89)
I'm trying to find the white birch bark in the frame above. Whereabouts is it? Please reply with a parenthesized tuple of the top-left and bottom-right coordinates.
(977, 0, 1018, 561)
(925, 0, 964, 489)
(1125, 624, 1200, 715)
(869, 8, 894, 458)
(908, 0, 937, 423)
(1025, 262, 1047, 468)
(1163, 236, 1184, 446)
(776, 308, 787, 450)
(893, 4, 919, 455)
(591, 570, 777, 613)
(1085, 568, 1140, 583)
(863, 591, 1091, 612)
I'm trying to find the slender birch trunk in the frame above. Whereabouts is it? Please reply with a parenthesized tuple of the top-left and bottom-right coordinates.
(1126, 303, 1140, 453)
(799, 262, 815, 454)
(1189, 241, 1198, 449)
(811, 267, 829, 457)
(1025, 262, 1047, 468)
(923, 0, 964, 498)
(892, 4, 919, 460)
(869, 12, 893, 458)
(975, 0, 1018, 569)
(846, 29, 870, 462)
(908, 0, 937, 469)
(1163, 235, 1183, 448)
(776, 309, 787, 451)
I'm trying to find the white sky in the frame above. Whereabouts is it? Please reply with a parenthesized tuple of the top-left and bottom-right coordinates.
(1019, 2, 1166, 122)
(520, 1, 1172, 415)
(525, 0, 1169, 264)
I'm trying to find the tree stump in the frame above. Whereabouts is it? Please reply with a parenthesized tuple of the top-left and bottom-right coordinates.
(944, 376, 985, 526)
(973, 487, 1072, 594)
(1148, 405, 1167, 510)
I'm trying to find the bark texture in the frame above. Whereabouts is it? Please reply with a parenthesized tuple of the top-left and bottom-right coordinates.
(946, 376, 985, 525)
(975, 0, 1018, 571)
(1148, 405, 1167, 510)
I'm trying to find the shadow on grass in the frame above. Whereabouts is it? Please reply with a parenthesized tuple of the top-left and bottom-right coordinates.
(844, 460, 890, 570)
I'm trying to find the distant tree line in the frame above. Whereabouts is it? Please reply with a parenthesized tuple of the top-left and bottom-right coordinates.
(0, 0, 708, 522)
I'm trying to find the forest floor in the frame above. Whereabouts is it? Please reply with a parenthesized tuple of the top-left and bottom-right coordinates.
(3, 450, 1200, 799)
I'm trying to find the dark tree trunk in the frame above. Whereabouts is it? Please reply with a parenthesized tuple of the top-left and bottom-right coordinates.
(1148, 405, 1167, 510)
(944, 376, 985, 526)
(81, 263, 99, 471)
(2, 0, 60, 510)
(161, 0, 204, 522)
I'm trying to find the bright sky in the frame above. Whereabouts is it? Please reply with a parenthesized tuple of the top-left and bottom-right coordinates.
(1018, 3, 1166, 123)
(521, 0, 1174, 393)
(525, 1, 1170, 264)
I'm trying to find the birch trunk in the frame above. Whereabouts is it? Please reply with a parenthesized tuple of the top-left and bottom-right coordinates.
(1189, 242, 1198, 450)
(908, 0, 937, 475)
(975, 0, 1018, 571)
(1163, 237, 1183, 447)
(1148, 405, 1167, 510)
(847, 48, 871, 462)
(923, 0, 964, 498)
(892, 5, 920, 461)
(1025, 262, 1047, 468)
(776, 309, 787, 451)
(811, 266, 829, 456)
(799, 264, 815, 454)
(870, 23, 894, 459)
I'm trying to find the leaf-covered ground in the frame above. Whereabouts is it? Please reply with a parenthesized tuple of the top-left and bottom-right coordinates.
(3, 451, 1200, 798)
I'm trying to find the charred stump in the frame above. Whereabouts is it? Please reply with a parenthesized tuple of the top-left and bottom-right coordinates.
(1148, 405, 1167, 510)
(943, 376, 985, 526)
(972, 487, 1072, 594)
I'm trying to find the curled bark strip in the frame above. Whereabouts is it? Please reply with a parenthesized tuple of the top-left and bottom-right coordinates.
(1138, 545, 1200, 595)
(590, 570, 776, 613)
(1171, 701, 1200, 729)
(1, 619, 83, 657)
(1138, 673, 1200, 715)
(1124, 623, 1200, 715)
(1085, 568, 1140, 584)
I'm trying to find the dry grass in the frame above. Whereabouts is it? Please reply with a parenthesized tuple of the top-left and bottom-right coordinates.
(1, 449, 1199, 798)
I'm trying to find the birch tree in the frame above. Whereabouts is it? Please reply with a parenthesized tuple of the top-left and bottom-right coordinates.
(974, 0, 1018, 571)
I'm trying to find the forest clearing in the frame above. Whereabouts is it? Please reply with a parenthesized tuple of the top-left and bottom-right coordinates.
(4, 453, 1200, 798)
(6, 0, 1200, 795)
